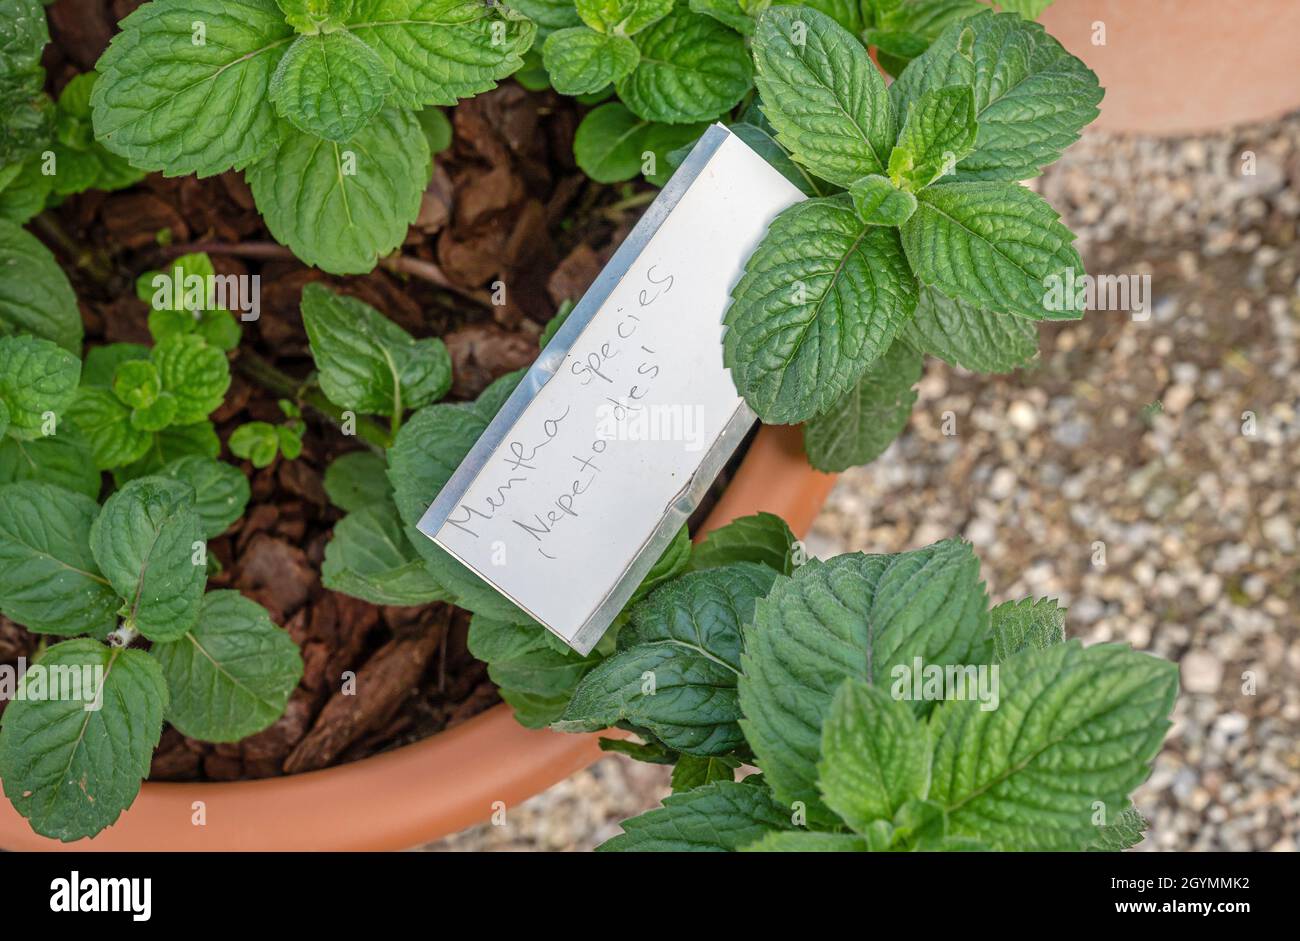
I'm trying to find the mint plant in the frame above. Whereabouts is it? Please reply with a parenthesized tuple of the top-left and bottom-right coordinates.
(544, 5, 1098, 477)
(0, 474, 299, 841)
(553, 0, 1055, 185)
(229, 400, 306, 468)
(89, 0, 535, 273)
(70, 322, 232, 483)
(0, 1, 145, 222)
(0, 0, 55, 219)
(715, 6, 1099, 471)
(542, 515, 1177, 852)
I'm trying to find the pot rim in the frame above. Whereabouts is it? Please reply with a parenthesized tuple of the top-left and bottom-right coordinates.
(0, 424, 836, 851)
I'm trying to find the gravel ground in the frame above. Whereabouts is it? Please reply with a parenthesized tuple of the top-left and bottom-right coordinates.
(428, 110, 1300, 853)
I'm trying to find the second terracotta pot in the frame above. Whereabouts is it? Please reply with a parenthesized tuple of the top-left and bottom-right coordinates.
(1040, 0, 1300, 134)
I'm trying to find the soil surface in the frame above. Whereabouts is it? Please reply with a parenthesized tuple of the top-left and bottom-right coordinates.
(1, 1, 652, 782)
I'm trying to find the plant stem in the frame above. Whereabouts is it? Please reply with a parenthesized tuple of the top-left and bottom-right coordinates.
(32, 212, 120, 288)
(235, 351, 391, 453)
(600, 189, 657, 219)
(164, 240, 295, 262)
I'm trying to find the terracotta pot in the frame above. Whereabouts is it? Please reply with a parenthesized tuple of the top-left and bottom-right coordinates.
(1039, 0, 1300, 134)
(0, 424, 836, 851)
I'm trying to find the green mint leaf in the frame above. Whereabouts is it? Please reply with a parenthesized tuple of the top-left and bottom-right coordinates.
(111, 358, 160, 410)
(151, 590, 302, 742)
(81, 343, 148, 388)
(989, 595, 1065, 661)
(627, 523, 692, 605)
(416, 105, 452, 155)
(874, 0, 985, 40)
(642, 126, 711, 186)
(616, 7, 751, 124)
(802, 0, 869, 33)
(1087, 803, 1148, 852)
(671, 754, 740, 792)
(508, 0, 583, 38)
(114, 420, 220, 483)
(599, 779, 791, 851)
(301, 282, 452, 416)
(724, 194, 918, 424)
(751, 6, 892, 187)
(848, 174, 917, 225)
(323, 449, 390, 511)
(803, 338, 920, 472)
(277, 0, 353, 33)
(387, 370, 534, 621)
(728, 120, 827, 197)
(539, 301, 574, 348)
(573, 102, 648, 183)
(576, 0, 673, 35)
(498, 689, 575, 727)
(276, 423, 303, 460)
(738, 540, 990, 825)
(139, 252, 240, 353)
(929, 641, 1177, 850)
(157, 456, 250, 539)
(865, 28, 930, 78)
(556, 562, 779, 754)
(689, 511, 796, 575)
(890, 84, 976, 190)
(0, 75, 52, 171)
(818, 678, 930, 832)
(89, 476, 206, 641)
(889, 795, 952, 848)
(900, 284, 1038, 372)
(688, 0, 753, 35)
(229, 422, 281, 468)
(69, 387, 151, 470)
(573, 104, 705, 186)
(0, 420, 100, 499)
(129, 393, 178, 433)
(247, 108, 429, 274)
(49, 72, 147, 197)
(344, 0, 536, 108)
(0, 335, 80, 439)
(468, 614, 599, 727)
(322, 499, 450, 606)
(0, 481, 119, 635)
(599, 736, 677, 764)
(742, 830, 871, 851)
(0, 219, 81, 353)
(900, 181, 1083, 319)
(151, 334, 230, 424)
(890, 10, 1102, 181)
(91, 0, 295, 177)
(269, 30, 392, 142)
(0, 639, 167, 842)
(992, 0, 1053, 18)
(0, 155, 53, 225)
(542, 27, 639, 96)
(0, 0, 47, 77)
